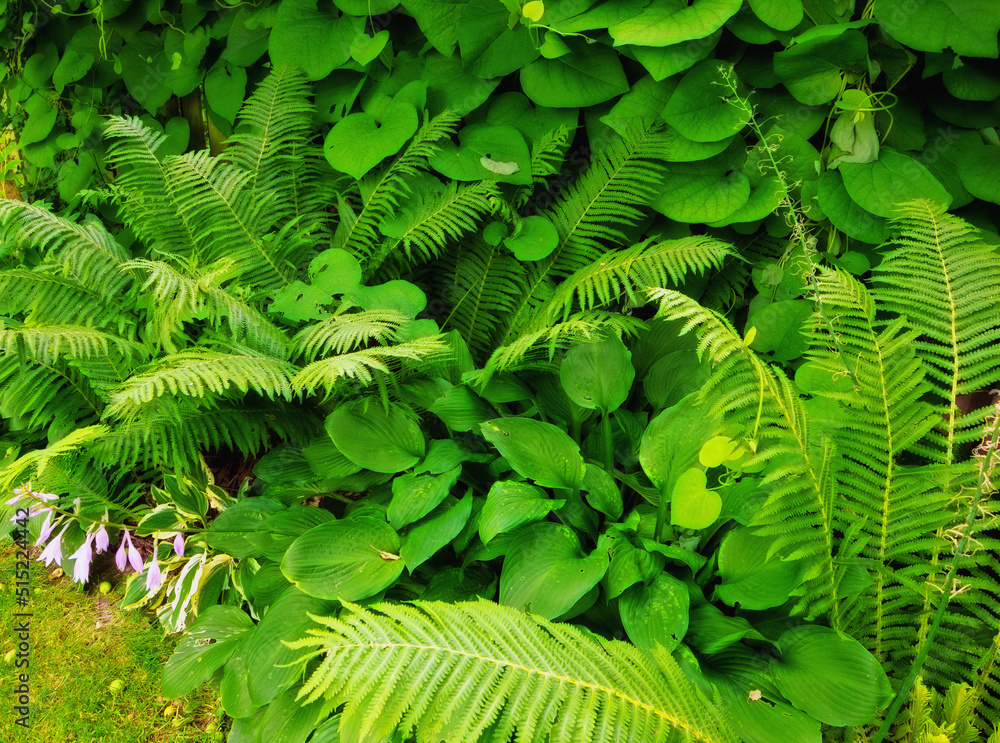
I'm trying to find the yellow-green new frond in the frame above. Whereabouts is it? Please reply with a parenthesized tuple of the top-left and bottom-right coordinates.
(534, 237, 735, 328)
(0, 323, 142, 364)
(104, 116, 201, 260)
(292, 336, 448, 396)
(0, 201, 134, 297)
(163, 153, 296, 292)
(127, 259, 288, 357)
(874, 200, 1000, 464)
(288, 600, 737, 743)
(105, 350, 297, 420)
(293, 310, 409, 360)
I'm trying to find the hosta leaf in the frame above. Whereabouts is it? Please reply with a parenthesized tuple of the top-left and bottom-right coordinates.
(325, 403, 425, 474)
(500, 522, 609, 619)
(480, 418, 586, 490)
(163, 606, 254, 699)
(639, 394, 720, 500)
(559, 334, 635, 413)
(479, 480, 564, 544)
(770, 626, 893, 726)
(715, 528, 806, 610)
(281, 516, 405, 601)
(619, 572, 689, 654)
(400, 493, 473, 569)
(388, 466, 462, 529)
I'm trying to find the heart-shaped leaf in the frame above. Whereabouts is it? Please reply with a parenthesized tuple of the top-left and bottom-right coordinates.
(670, 467, 722, 529)
(504, 215, 560, 260)
(619, 572, 689, 653)
(324, 99, 418, 179)
(388, 466, 462, 529)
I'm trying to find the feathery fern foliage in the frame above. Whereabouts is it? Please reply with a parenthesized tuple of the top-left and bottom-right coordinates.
(289, 600, 737, 743)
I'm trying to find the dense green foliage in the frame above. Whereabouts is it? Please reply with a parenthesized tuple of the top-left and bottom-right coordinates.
(2, 1, 1000, 742)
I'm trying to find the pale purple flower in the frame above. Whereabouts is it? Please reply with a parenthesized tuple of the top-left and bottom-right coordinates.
(70, 534, 95, 584)
(94, 525, 110, 554)
(115, 529, 144, 573)
(5, 487, 25, 505)
(37, 523, 71, 567)
(145, 546, 162, 591)
(34, 511, 58, 546)
(173, 533, 185, 557)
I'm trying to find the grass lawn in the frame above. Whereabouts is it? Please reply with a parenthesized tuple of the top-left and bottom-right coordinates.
(0, 540, 226, 742)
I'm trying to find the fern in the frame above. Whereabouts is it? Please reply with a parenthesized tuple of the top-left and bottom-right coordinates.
(873, 200, 1000, 464)
(0, 322, 142, 364)
(0, 268, 109, 327)
(292, 309, 409, 360)
(288, 600, 737, 743)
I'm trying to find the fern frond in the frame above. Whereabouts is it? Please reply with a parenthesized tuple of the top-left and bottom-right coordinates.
(163, 152, 297, 292)
(103, 116, 201, 260)
(0, 425, 109, 495)
(288, 600, 737, 743)
(333, 112, 462, 271)
(127, 258, 288, 357)
(532, 237, 735, 329)
(649, 287, 841, 621)
(478, 311, 646, 381)
(292, 309, 409, 360)
(0, 323, 142, 364)
(292, 336, 448, 396)
(0, 354, 104, 437)
(368, 180, 502, 277)
(873, 200, 1000, 464)
(222, 66, 328, 218)
(0, 201, 134, 296)
(105, 350, 297, 420)
(0, 269, 108, 327)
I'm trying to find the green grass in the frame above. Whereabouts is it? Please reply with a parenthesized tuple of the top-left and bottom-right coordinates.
(0, 540, 226, 742)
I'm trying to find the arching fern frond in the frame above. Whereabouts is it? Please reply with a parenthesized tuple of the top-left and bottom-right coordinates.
(103, 116, 201, 260)
(873, 200, 1000, 464)
(0, 323, 142, 364)
(368, 179, 502, 277)
(127, 258, 289, 357)
(333, 112, 462, 271)
(532, 237, 735, 328)
(292, 336, 448, 396)
(288, 600, 737, 743)
(163, 152, 297, 293)
(0, 201, 134, 297)
(0, 354, 104, 437)
(0, 269, 108, 327)
(292, 309, 409, 360)
(105, 350, 297, 420)
(222, 65, 329, 223)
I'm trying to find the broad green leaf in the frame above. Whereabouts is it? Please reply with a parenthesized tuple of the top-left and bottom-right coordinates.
(640, 395, 719, 500)
(269, 0, 353, 80)
(772, 29, 869, 105)
(716, 681, 821, 743)
(499, 522, 609, 619)
(205, 61, 247, 126)
(609, 0, 742, 46)
(302, 439, 363, 480)
(582, 463, 623, 519)
(817, 169, 889, 243)
(162, 606, 255, 699)
(256, 687, 328, 743)
(656, 169, 751, 223)
(270, 281, 333, 323)
(874, 0, 1000, 57)
(430, 385, 495, 432)
(749, 0, 803, 30)
(748, 299, 813, 362)
(421, 565, 497, 602)
(459, 0, 539, 78)
(670, 468, 721, 529)
(600, 75, 670, 134)
(662, 61, 750, 143)
(685, 602, 767, 656)
(643, 350, 711, 411)
(699, 436, 739, 468)
(520, 42, 628, 108)
(324, 100, 419, 179)
(771, 626, 893, 726)
(423, 53, 500, 116)
(256, 505, 336, 562)
(206, 498, 286, 559)
(388, 466, 462, 529)
(248, 563, 293, 609)
(399, 0, 468, 55)
(559, 335, 635, 413)
(479, 481, 563, 544)
(619, 573, 689, 653)
(943, 57, 1000, 101)
(839, 150, 952, 217)
(715, 528, 805, 610)
(428, 123, 532, 185)
(958, 144, 1000, 205)
(350, 30, 390, 67)
(627, 31, 721, 81)
(334, 0, 398, 12)
(504, 215, 560, 260)
(19, 93, 58, 147)
(245, 589, 337, 706)
(400, 493, 473, 569)
(480, 418, 586, 490)
(325, 403, 425, 474)
(281, 516, 405, 600)
(604, 532, 665, 598)
(349, 279, 427, 317)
